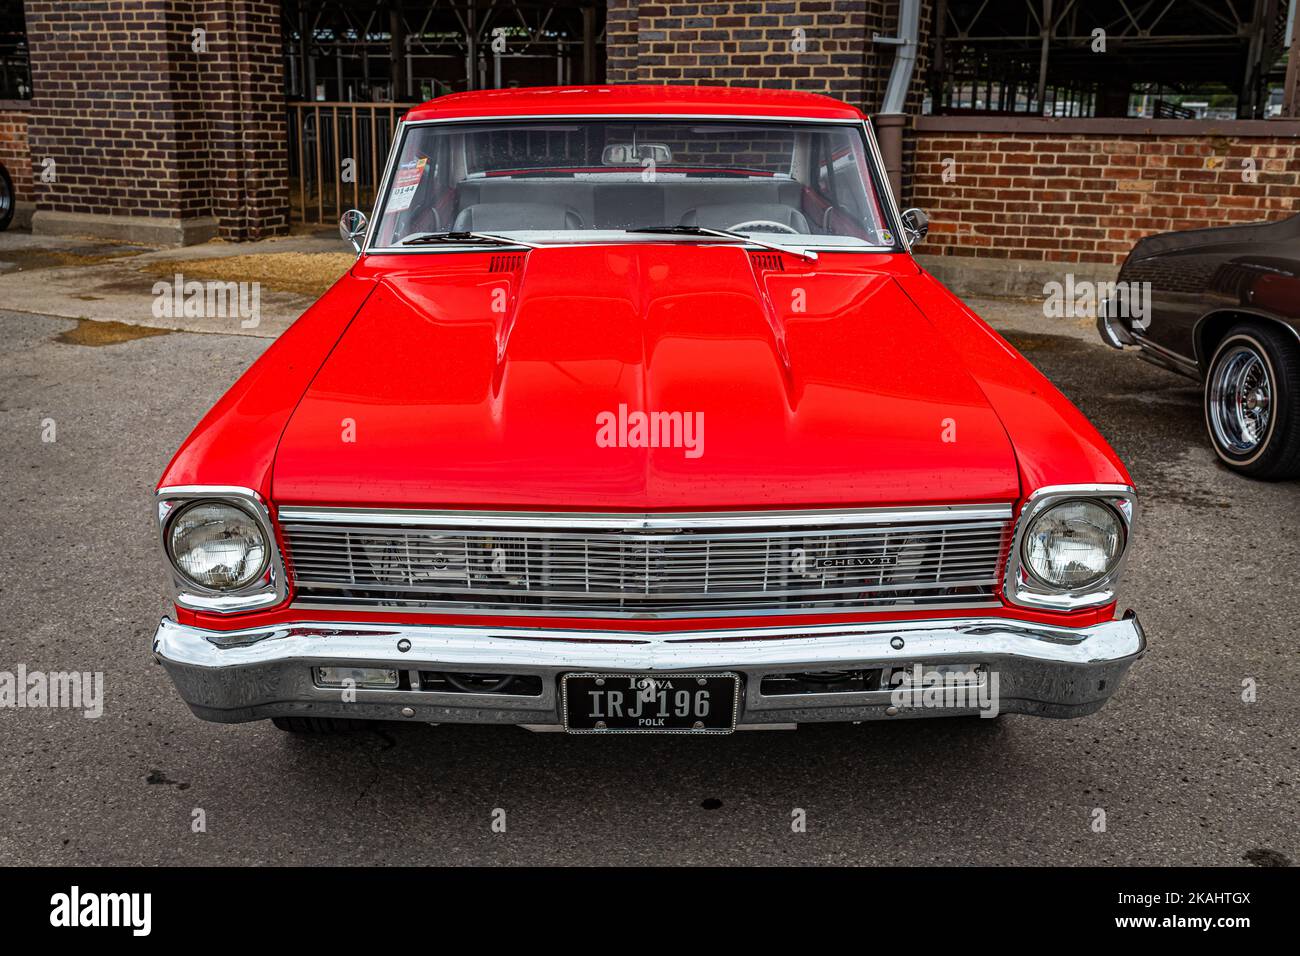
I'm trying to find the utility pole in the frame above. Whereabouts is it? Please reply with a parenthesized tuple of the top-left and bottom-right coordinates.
(1284, 2, 1300, 117)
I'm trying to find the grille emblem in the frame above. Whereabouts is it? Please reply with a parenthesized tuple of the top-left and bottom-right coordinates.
(813, 553, 898, 570)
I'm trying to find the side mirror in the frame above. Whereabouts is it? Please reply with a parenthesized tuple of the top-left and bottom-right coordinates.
(900, 207, 928, 246)
(339, 209, 368, 253)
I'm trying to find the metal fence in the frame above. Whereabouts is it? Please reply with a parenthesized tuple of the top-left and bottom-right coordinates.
(288, 102, 416, 225)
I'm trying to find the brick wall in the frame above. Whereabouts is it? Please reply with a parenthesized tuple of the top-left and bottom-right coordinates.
(23, 0, 287, 243)
(0, 106, 31, 200)
(913, 121, 1300, 265)
(26, 0, 186, 223)
(606, 1, 883, 114)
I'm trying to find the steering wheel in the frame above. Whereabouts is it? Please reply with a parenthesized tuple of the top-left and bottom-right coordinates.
(727, 219, 800, 235)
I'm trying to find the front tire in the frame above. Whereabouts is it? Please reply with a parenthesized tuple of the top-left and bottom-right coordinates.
(270, 715, 371, 734)
(1204, 324, 1300, 480)
(0, 162, 14, 232)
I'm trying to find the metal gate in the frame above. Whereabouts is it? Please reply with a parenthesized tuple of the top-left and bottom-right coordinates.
(288, 102, 414, 226)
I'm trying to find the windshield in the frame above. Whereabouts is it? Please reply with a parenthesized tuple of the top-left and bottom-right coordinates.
(370, 119, 898, 251)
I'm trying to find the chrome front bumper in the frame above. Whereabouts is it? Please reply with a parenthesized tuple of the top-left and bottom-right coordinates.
(1097, 305, 1138, 350)
(153, 612, 1146, 727)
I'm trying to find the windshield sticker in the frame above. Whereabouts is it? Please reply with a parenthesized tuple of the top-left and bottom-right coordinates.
(879, 229, 894, 244)
(387, 157, 428, 213)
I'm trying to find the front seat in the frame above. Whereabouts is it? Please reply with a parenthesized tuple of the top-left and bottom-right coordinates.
(453, 203, 584, 232)
(679, 203, 811, 233)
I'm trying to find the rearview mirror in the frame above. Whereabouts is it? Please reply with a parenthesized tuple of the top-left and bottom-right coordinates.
(900, 207, 928, 246)
(601, 143, 673, 165)
(339, 209, 368, 253)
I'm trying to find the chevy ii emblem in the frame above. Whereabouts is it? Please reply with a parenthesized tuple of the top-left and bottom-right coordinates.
(815, 553, 897, 570)
(792, 546, 896, 573)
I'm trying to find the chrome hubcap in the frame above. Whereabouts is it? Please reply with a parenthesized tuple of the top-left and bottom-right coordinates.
(1209, 345, 1272, 455)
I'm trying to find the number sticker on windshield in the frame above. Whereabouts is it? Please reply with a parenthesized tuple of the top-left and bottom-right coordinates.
(387, 157, 428, 213)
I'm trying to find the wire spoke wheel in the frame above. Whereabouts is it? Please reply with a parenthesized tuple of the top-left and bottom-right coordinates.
(1203, 324, 1300, 480)
(1209, 345, 1272, 455)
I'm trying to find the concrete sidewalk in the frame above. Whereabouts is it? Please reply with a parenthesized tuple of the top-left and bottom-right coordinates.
(0, 229, 351, 339)
(0, 229, 1109, 344)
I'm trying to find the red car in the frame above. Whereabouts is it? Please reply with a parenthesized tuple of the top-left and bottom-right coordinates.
(153, 86, 1143, 735)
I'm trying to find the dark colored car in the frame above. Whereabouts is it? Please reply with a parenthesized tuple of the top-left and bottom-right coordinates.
(1098, 213, 1300, 480)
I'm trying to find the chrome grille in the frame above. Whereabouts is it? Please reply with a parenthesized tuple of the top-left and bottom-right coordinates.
(281, 506, 1012, 618)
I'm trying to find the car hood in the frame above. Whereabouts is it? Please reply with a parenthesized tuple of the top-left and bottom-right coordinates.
(271, 245, 1020, 509)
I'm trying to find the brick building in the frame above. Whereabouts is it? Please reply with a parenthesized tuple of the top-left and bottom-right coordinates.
(1, 0, 1299, 275)
(13, 0, 286, 243)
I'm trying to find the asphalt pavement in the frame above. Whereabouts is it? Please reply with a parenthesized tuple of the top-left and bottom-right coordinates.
(0, 293, 1296, 866)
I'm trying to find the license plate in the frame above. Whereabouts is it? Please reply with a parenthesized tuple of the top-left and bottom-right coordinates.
(562, 673, 740, 734)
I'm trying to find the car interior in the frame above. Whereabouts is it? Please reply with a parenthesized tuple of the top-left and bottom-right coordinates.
(447, 180, 815, 233)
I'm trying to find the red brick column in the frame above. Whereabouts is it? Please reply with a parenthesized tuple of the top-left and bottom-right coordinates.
(605, 0, 639, 84)
(603, 1, 881, 113)
(200, 1, 289, 241)
(23, 0, 287, 245)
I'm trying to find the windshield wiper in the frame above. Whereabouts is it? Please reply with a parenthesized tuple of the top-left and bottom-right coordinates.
(627, 225, 817, 261)
(401, 231, 537, 249)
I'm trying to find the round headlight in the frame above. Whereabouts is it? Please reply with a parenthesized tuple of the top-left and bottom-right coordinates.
(1022, 499, 1124, 590)
(167, 501, 268, 591)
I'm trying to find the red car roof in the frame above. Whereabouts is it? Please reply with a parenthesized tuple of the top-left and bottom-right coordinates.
(403, 84, 867, 123)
